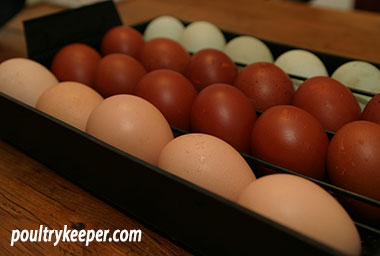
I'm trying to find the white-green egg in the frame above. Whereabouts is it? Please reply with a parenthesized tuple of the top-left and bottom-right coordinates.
(144, 16, 185, 42)
(274, 49, 328, 90)
(223, 36, 273, 66)
(332, 61, 380, 110)
(179, 21, 226, 53)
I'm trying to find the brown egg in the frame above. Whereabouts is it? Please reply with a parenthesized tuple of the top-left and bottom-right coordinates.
(362, 93, 380, 124)
(138, 38, 190, 74)
(327, 121, 380, 226)
(36, 81, 103, 131)
(93, 53, 147, 98)
(0, 58, 58, 106)
(186, 49, 237, 91)
(191, 83, 256, 153)
(101, 26, 145, 58)
(251, 105, 329, 180)
(134, 69, 197, 131)
(158, 133, 256, 201)
(51, 43, 101, 87)
(86, 94, 173, 166)
(292, 77, 361, 132)
(233, 62, 294, 111)
(238, 174, 361, 256)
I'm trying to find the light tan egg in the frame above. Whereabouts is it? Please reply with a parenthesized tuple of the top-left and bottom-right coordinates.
(36, 81, 103, 131)
(238, 174, 361, 256)
(0, 58, 58, 106)
(86, 94, 174, 166)
(158, 133, 256, 201)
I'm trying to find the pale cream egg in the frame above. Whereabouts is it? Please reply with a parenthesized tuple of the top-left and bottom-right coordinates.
(0, 58, 58, 106)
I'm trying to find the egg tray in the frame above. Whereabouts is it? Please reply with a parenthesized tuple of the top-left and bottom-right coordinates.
(0, 0, 378, 255)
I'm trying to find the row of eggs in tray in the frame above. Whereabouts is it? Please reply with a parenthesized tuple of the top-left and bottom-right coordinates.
(0, 15, 380, 256)
(145, 16, 380, 109)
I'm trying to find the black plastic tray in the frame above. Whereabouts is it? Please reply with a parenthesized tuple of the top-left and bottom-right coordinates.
(0, 1, 378, 255)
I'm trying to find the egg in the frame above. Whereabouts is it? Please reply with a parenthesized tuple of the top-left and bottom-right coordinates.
(158, 133, 256, 201)
(93, 53, 147, 98)
(101, 26, 145, 58)
(134, 69, 197, 131)
(51, 43, 101, 87)
(144, 16, 185, 42)
(223, 36, 273, 66)
(86, 94, 173, 166)
(186, 49, 237, 91)
(191, 83, 256, 153)
(292, 76, 361, 132)
(237, 174, 361, 256)
(36, 81, 103, 131)
(251, 105, 329, 180)
(362, 93, 380, 124)
(138, 38, 190, 74)
(327, 121, 380, 227)
(0, 58, 58, 106)
(233, 62, 294, 111)
(274, 49, 328, 90)
(331, 61, 380, 110)
(179, 21, 226, 53)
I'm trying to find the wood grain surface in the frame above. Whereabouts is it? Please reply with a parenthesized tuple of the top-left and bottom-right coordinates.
(0, 139, 193, 255)
(0, 0, 380, 255)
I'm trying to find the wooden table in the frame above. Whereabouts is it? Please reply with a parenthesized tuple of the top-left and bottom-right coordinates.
(0, 0, 379, 255)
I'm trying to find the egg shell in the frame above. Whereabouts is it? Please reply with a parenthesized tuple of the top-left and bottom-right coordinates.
(233, 62, 294, 111)
(51, 43, 101, 87)
(274, 49, 328, 90)
(179, 21, 226, 53)
(86, 94, 173, 166)
(158, 133, 256, 201)
(138, 38, 190, 74)
(93, 53, 147, 98)
(251, 105, 329, 180)
(331, 61, 380, 110)
(237, 174, 361, 256)
(186, 49, 237, 91)
(134, 69, 197, 130)
(292, 76, 361, 132)
(362, 93, 380, 124)
(36, 81, 103, 131)
(190, 83, 256, 153)
(101, 26, 145, 58)
(274, 49, 328, 78)
(327, 121, 380, 226)
(0, 58, 58, 106)
(223, 36, 273, 65)
(144, 16, 185, 42)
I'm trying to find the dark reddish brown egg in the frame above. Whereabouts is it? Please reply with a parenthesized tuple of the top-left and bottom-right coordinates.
(139, 38, 190, 74)
(93, 53, 146, 98)
(101, 26, 145, 59)
(292, 76, 361, 132)
(51, 43, 101, 87)
(327, 121, 380, 226)
(134, 69, 197, 130)
(191, 83, 256, 153)
(186, 49, 237, 91)
(251, 105, 329, 180)
(362, 93, 380, 124)
(233, 62, 294, 111)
